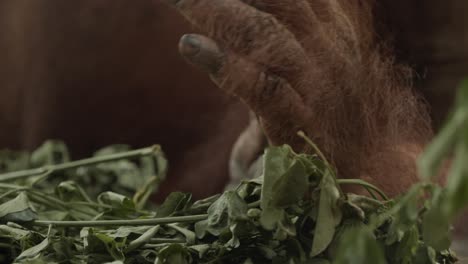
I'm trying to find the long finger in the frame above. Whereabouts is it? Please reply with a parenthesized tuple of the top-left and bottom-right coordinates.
(241, 0, 321, 41)
(179, 34, 314, 150)
(165, 0, 316, 99)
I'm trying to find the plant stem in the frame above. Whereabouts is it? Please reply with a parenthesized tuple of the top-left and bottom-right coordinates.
(297, 131, 345, 197)
(247, 200, 261, 208)
(0, 189, 24, 200)
(337, 179, 389, 201)
(67, 201, 113, 209)
(27, 191, 68, 211)
(0, 183, 26, 190)
(0, 243, 12, 248)
(142, 243, 185, 249)
(33, 214, 208, 227)
(0, 145, 161, 182)
(149, 238, 186, 244)
(27, 190, 99, 217)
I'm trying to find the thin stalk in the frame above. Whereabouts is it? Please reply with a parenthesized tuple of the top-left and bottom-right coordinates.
(126, 225, 160, 252)
(247, 200, 261, 208)
(142, 243, 185, 249)
(0, 189, 24, 200)
(27, 190, 67, 207)
(363, 186, 379, 200)
(337, 179, 389, 201)
(33, 214, 208, 227)
(27, 192, 68, 211)
(0, 183, 26, 190)
(0, 145, 161, 182)
(67, 201, 113, 210)
(149, 238, 186, 244)
(27, 190, 99, 217)
(297, 131, 345, 197)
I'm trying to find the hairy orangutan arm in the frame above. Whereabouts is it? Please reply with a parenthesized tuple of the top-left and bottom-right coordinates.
(164, 0, 434, 196)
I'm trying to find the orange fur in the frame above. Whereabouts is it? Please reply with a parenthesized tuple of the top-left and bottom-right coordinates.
(178, 0, 434, 196)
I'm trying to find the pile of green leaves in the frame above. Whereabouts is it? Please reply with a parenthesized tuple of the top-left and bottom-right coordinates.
(0, 82, 467, 263)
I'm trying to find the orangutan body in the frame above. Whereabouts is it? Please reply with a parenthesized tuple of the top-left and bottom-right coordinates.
(165, 0, 468, 249)
(168, 0, 433, 197)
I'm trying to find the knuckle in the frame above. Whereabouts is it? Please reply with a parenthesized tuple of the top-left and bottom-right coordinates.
(251, 72, 284, 102)
(262, 74, 283, 97)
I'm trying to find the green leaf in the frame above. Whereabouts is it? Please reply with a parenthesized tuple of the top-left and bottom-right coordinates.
(418, 80, 468, 180)
(261, 146, 295, 210)
(155, 244, 191, 264)
(422, 189, 451, 251)
(411, 244, 438, 264)
(0, 149, 30, 173)
(422, 208, 451, 252)
(38, 210, 69, 221)
(16, 237, 50, 261)
(94, 233, 126, 261)
(93, 145, 167, 196)
(109, 226, 156, 239)
(333, 226, 386, 264)
(384, 185, 422, 245)
(259, 145, 305, 235)
(140, 147, 168, 182)
(30, 140, 70, 166)
(194, 219, 208, 239)
(270, 159, 308, 208)
(168, 224, 196, 245)
(311, 171, 342, 257)
(0, 224, 32, 240)
(94, 145, 132, 156)
(188, 194, 220, 215)
(50, 236, 78, 262)
(443, 140, 468, 217)
(96, 160, 142, 191)
(0, 192, 37, 224)
(260, 207, 284, 231)
(156, 192, 192, 217)
(97, 192, 135, 211)
(390, 226, 420, 264)
(205, 191, 248, 236)
(81, 227, 110, 258)
(188, 244, 211, 259)
(55, 181, 92, 202)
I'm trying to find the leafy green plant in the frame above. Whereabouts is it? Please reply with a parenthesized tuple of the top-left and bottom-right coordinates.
(0, 81, 467, 263)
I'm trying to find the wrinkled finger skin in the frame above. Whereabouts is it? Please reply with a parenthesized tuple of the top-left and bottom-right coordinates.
(178, 34, 313, 151)
(166, 0, 315, 96)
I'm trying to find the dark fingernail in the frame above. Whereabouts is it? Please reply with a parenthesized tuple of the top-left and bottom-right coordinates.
(179, 34, 224, 74)
(179, 34, 201, 57)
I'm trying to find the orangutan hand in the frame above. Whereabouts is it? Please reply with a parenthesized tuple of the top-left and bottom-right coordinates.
(164, 0, 433, 196)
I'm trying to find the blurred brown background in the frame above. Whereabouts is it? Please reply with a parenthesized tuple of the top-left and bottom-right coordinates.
(0, 0, 250, 199)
